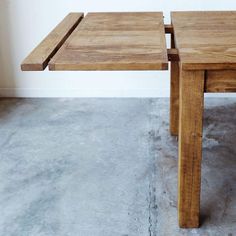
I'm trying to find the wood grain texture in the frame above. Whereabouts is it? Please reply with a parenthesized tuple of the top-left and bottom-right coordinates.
(171, 11, 236, 70)
(206, 70, 236, 92)
(170, 34, 180, 136)
(49, 12, 168, 71)
(21, 13, 84, 71)
(178, 69, 205, 228)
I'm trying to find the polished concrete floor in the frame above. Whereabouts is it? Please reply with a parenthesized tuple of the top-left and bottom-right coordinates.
(0, 98, 235, 236)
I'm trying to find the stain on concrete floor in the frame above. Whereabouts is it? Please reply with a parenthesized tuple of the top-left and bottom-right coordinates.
(0, 98, 235, 236)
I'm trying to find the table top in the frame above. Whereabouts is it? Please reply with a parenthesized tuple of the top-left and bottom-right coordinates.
(48, 12, 168, 71)
(171, 11, 236, 70)
(22, 11, 236, 72)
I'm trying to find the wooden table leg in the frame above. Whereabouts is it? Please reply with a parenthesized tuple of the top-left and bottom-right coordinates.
(170, 34, 180, 136)
(178, 69, 205, 228)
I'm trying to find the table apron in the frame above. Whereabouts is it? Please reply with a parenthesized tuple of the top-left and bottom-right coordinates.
(205, 70, 236, 93)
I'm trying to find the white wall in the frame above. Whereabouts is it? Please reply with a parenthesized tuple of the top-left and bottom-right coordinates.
(0, 0, 236, 97)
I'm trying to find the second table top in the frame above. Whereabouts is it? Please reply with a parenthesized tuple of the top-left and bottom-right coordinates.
(49, 12, 168, 71)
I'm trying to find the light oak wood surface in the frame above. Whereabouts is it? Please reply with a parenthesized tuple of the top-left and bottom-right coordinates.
(178, 69, 205, 228)
(49, 12, 168, 71)
(171, 11, 236, 70)
(21, 13, 84, 71)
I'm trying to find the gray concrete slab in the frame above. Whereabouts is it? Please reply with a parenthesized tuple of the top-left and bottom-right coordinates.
(0, 98, 235, 236)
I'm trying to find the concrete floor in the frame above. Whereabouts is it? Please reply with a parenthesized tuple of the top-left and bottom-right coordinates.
(0, 98, 235, 236)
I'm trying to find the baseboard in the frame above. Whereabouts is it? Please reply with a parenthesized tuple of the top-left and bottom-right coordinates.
(0, 88, 235, 98)
(0, 88, 170, 98)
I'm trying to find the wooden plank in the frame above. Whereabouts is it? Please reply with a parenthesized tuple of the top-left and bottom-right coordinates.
(178, 69, 205, 228)
(49, 12, 168, 71)
(205, 70, 236, 92)
(171, 11, 236, 70)
(21, 13, 84, 71)
(170, 34, 179, 136)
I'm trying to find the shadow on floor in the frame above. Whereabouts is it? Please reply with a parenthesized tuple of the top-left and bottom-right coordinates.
(200, 101, 236, 228)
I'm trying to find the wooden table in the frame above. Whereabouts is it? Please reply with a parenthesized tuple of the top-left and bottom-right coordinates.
(21, 11, 236, 228)
(170, 11, 236, 228)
